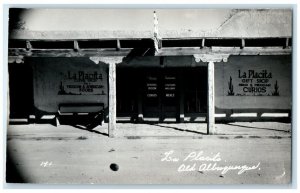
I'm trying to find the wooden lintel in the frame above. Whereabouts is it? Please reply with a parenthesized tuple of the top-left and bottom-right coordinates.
(211, 46, 292, 55)
(8, 46, 291, 58)
(155, 46, 291, 56)
(194, 54, 229, 63)
(90, 56, 125, 65)
(8, 48, 133, 57)
(8, 56, 24, 63)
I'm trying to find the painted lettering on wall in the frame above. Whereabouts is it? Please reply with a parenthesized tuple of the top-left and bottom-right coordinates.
(227, 70, 279, 96)
(58, 71, 106, 95)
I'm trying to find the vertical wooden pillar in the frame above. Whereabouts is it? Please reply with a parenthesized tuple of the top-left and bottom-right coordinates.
(207, 61, 215, 134)
(194, 54, 229, 135)
(137, 91, 143, 122)
(179, 72, 184, 123)
(109, 62, 116, 138)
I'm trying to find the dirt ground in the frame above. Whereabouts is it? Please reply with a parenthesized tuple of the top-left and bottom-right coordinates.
(5, 122, 292, 185)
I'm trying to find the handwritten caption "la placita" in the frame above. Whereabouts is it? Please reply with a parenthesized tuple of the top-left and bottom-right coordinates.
(161, 150, 261, 175)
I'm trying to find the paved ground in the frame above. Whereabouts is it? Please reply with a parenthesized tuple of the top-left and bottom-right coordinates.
(6, 122, 291, 185)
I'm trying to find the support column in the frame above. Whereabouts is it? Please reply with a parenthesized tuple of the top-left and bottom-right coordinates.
(179, 72, 184, 123)
(109, 62, 116, 137)
(137, 91, 144, 122)
(207, 61, 215, 134)
(193, 54, 229, 135)
(89, 56, 124, 138)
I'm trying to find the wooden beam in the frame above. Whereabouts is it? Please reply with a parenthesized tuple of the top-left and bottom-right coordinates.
(194, 54, 229, 63)
(8, 56, 24, 63)
(8, 46, 291, 58)
(156, 47, 291, 56)
(211, 46, 292, 55)
(207, 61, 215, 135)
(8, 48, 133, 57)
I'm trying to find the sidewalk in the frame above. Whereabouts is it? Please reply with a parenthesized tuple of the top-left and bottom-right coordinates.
(102, 122, 291, 138)
(7, 122, 291, 139)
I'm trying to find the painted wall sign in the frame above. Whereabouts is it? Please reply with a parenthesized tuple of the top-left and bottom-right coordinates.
(164, 76, 176, 98)
(31, 57, 108, 113)
(146, 76, 158, 98)
(227, 69, 279, 96)
(58, 71, 106, 95)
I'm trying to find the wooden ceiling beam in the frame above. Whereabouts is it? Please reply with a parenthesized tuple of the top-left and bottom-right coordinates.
(8, 46, 291, 58)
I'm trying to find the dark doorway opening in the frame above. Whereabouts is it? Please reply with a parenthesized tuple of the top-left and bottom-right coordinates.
(116, 67, 207, 123)
(8, 61, 34, 119)
(143, 68, 178, 121)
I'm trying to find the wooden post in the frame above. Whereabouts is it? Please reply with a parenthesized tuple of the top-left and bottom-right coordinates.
(207, 61, 215, 134)
(109, 62, 116, 137)
(90, 56, 124, 138)
(137, 91, 143, 122)
(194, 54, 229, 135)
(179, 72, 184, 123)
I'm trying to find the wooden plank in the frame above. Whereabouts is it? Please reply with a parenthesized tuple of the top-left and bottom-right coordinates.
(8, 46, 291, 58)
(211, 46, 292, 55)
(207, 61, 215, 135)
(156, 47, 292, 56)
(8, 48, 133, 57)
(109, 62, 116, 137)
(179, 72, 185, 123)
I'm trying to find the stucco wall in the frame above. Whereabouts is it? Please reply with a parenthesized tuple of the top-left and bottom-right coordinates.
(215, 55, 291, 110)
(27, 55, 291, 115)
(29, 57, 108, 114)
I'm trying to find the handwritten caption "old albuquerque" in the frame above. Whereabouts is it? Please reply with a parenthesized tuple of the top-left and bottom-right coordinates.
(161, 150, 261, 175)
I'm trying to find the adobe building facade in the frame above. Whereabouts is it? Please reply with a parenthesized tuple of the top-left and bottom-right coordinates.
(7, 9, 292, 137)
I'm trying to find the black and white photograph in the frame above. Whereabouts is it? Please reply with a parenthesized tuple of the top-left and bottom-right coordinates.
(4, 5, 295, 186)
